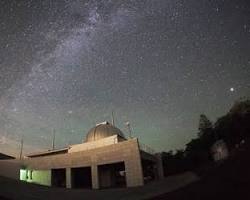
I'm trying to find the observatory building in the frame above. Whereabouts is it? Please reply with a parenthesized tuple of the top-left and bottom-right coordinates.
(0, 122, 163, 189)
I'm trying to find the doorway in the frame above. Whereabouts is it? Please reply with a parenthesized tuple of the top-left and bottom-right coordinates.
(98, 162, 126, 188)
(51, 168, 66, 187)
(71, 167, 92, 188)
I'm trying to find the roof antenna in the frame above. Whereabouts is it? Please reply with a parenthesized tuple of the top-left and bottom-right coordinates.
(19, 136, 24, 160)
(125, 121, 132, 139)
(111, 111, 115, 126)
(52, 129, 55, 150)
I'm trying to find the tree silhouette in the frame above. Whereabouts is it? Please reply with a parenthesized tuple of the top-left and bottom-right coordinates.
(162, 98, 250, 176)
(198, 114, 213, 138)
(215, 99, 250, 149)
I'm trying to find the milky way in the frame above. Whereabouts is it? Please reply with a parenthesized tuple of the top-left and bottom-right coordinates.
(0, 0, 250, 156)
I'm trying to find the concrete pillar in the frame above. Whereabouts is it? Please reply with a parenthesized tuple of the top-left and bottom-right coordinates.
(124, 138, 145, 187)
(156, 153, 164, 180)
(66, 168, 72, 188)
(125, 157, 144, 187)
(91, 165, 99, 189)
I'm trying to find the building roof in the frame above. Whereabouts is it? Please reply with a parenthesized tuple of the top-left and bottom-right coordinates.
(25, 148, 68, 158)
(85, 121, 125, 142)
(0, 153, 15, 160)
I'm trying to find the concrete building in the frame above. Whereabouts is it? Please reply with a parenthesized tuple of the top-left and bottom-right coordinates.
(0, 122, 164, 189)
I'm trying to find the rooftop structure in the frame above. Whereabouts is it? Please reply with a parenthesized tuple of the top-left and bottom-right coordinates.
(85, 121, 125, 142)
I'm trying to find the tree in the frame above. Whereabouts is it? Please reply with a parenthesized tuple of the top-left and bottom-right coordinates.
(215, 99, 250, 149)
(198, 114, 213, 138)
(183, 115, 215, 167)
(229, 99, 250, 115)
(163, 98, 250, 173)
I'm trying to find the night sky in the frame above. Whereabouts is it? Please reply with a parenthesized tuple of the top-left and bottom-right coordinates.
(0, 0, 250, 156)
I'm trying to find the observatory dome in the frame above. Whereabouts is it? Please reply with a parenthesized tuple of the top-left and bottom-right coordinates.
(85, 121, 125, 142)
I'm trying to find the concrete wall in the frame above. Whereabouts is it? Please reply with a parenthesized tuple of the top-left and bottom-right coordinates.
(23, 138, 144, 189)
(69, 135, 118, 153)
(155, 153, 164, 180)
(0, 160, 52, 186)
(0, 159, 21, 180)
(28, 170, 51, 186)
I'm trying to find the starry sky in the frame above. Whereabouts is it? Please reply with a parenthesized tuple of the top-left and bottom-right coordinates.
(0, 0, 250, 156)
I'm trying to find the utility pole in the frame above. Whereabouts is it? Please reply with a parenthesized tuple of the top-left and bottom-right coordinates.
(125, 121, 132, 139)
(111, 111, 115, 126)
(19, 136, 23, 160)
(52, 129, 55, 150)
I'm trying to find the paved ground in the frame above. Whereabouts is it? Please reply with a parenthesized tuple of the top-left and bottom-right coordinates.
(0, 172, 198, 200)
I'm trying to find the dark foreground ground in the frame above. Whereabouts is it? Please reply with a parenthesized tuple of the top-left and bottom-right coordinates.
(150, 142, 250, 200)
(0, 171, 198, 200)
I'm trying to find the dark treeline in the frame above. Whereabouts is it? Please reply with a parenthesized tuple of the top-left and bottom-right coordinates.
(162, 98, 250, 176)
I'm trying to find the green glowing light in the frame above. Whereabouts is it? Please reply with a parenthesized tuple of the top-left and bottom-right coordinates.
(20, 169, 27, 181)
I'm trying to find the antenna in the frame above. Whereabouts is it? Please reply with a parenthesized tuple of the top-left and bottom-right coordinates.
(19, 136, 23, 160)
(125, 121, 132, 138)
(111, 111, 115, 126)
(52, 129, 55, 150)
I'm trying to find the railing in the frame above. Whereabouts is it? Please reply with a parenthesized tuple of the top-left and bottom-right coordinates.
(139, 142, 156, 155)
